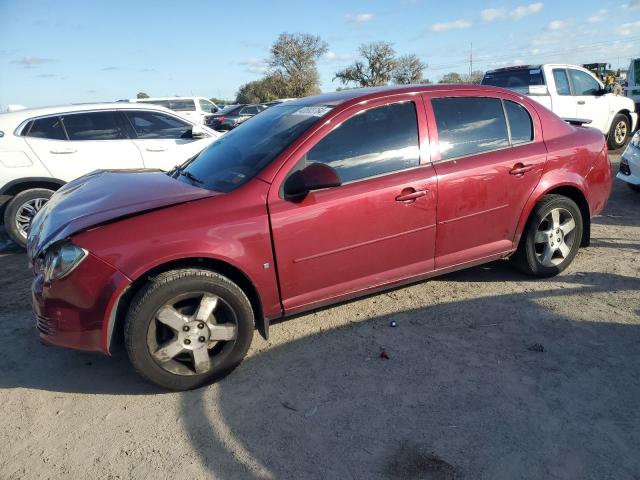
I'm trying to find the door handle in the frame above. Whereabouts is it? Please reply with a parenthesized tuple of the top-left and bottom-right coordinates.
(395, 188, 428, 202)
(577, 100, 585, 105)
(509, 163, 535, 176)
(49, 148, 77, 154)
(145, 146, 168, 152)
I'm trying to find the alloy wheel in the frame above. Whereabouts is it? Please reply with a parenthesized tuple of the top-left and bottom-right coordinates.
(533, 207, 577, 267)
(614, 120, 627, 145)
(146, 292, 238, 376)
(15, 197, 48, 239)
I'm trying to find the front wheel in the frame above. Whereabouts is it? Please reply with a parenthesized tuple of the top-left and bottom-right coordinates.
(510, 195, 583, 277)
(607, 114, 630, 150)
(125, 269, 254, 390)
(3, 188, 54, 248)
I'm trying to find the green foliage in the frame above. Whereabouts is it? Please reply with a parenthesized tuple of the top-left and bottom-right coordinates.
(334, 42, 398, 87)
(235, 74, 288, 104)
(392, 54, 427, 84)
(136, 92, 150, 99)
(210, 97, 232, 105)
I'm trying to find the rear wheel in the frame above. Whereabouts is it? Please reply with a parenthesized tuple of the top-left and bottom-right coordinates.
(125, 269, 254, 390)
(607, 114, 630, 150)
(511, 195, 583, 277)
(3, 188, 54, 248)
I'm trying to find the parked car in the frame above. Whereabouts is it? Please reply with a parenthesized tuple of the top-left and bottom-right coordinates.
(204, 103, 267, 131)
(482, 64, 638, 149)
(28, 85, 612, 390)
(0, 103, 220, 247)
(130, 96, 219, 124)
(617, 130, 640, 192)
(626, 58, 640, 112)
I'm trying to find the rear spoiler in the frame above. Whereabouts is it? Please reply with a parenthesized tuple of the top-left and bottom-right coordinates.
(563, 118, 592, 126)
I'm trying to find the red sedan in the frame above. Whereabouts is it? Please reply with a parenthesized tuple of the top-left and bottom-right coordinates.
(28, 85, 612, 390)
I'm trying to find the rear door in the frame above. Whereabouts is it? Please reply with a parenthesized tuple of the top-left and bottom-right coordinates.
(549, 68, 577, 119)
(268, 97, 437, 313)
(425, 93, 546, 269)
(123, 110, 215, 170)
(568, 68, 609, 132)
(24, 111, 143, 181)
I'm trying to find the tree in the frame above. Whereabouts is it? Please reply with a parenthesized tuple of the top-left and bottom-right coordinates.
(210, 97, 232, 105)
(334, 41, 398, 87)
(462, 70, 484, 84)
(136, 92, 150, 99)
(392, 54, 427, 84)
(268, 32, 327, 98)
(439, 72, 463, 84)
(235, 74, 288, 104)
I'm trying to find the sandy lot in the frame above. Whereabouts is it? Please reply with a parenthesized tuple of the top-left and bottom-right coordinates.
(0, 153, 638, 480)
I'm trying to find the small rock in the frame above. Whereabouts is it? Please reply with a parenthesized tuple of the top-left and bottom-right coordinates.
(527, 343, 545, 352)
(390, 320, 397, 327)
(380, 350, 390, 360)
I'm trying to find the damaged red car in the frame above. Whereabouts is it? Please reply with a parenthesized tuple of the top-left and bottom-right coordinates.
(28, 85, 612, 390)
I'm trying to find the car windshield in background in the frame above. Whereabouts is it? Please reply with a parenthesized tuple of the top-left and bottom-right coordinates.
(482, 68, 544, 93)
(175, 104, 330, 192)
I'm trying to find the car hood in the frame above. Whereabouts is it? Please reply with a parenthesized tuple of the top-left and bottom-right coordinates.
(27, 169, 218, 258)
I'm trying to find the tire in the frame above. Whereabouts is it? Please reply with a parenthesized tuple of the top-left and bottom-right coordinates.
(510, 195, 583, 277)
(3, 188, 54, 248)
(124, 268, 254, 390)
(607, 114, 631, 150)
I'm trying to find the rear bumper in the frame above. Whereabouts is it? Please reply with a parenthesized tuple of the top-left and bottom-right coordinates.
(31, 251, 131, 353)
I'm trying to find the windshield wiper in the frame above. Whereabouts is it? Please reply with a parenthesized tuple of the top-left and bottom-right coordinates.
(170, 165, 204, 185)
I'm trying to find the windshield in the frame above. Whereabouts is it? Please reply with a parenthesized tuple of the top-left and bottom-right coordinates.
(482, 68, 544, 93)
(175, 104, 329, 192)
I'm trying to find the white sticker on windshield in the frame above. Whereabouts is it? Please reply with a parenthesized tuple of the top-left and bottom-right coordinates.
(291, 106, 333, 117)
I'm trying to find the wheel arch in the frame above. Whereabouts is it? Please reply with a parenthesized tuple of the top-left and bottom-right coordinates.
(105, 256, 268, 353)
(515, 182, 591, 248)
(0, 176, 65, 197)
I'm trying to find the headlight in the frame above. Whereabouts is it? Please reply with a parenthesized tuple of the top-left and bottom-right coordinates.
(631, 131, 640, 148)
(43, 243, 87, 283)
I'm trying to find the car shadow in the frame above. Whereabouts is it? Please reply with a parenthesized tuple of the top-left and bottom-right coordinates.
(176, 271, 640, 479)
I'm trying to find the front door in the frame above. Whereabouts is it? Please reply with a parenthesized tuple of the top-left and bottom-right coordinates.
(425, 94, 547, 269)
(568, 68, 609, 132)
(268, 98, 437, 313)
(122, 110, 215, 171)
(550, 68, 577, 119)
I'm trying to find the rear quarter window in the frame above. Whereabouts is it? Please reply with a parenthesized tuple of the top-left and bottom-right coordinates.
(504, 100, 533, 144)
(25, 117, 66, 140)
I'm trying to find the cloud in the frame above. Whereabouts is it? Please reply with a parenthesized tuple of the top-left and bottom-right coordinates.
(35, 73, 56, 78)
(239, 58, 268, 74)
(587, 9, 607, 23)
(547, 20, 566, 30)
(324, 51, 354, 62)
(483, 3, 543, 22)
(346, 13, 374, 23)
(430, 19, 472, 32)
(101, 66, 118, 71)
(11, 56, 54, 67)
(624, 0, 639, 7)
(141, 68, 156, 72)
(620, 20, 640, 35)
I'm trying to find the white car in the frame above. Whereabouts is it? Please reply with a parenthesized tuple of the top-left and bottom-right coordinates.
(0, 102, 220, 247)
(129, 96, 219, 124)
(482, 64, 638, 149)
(617, 130, 640, 192)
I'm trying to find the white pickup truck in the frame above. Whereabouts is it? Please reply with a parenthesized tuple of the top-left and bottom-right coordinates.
(482, 64, 638, 149)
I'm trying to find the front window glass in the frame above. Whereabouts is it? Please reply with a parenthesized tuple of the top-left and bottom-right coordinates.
(176, 104, 327, 192)
(61, 112, 127, 141)
(304, 102, 420, 183)
(481, 68, 544, 94)
(568, 69, 600, 96)
(553, 69, 571, 95)
(125, 111, 192, 139)
(26, 116, 66, 140)
(199, 99, 215, 112)
(432, 97, 509, 160)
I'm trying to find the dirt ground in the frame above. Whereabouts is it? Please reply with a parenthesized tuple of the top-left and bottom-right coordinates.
(0, 153, 638, 480)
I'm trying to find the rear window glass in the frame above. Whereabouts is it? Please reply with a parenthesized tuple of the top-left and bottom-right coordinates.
(432, 97, 509, 160)
(26, 117, 66, 140)
(169, 99, 196, 111)
(482, 69, 544, 93)
(504, 101, 533, 144)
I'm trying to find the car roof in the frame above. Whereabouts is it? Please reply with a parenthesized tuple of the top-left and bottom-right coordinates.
(0, 102, 180, 123)
(130, 96, 210, 101)
(286, 84, 514, 107)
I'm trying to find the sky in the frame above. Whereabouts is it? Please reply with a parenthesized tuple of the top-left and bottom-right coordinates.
(1, 0, 639, 108)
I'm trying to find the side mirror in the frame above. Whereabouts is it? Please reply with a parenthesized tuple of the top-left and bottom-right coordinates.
(284, 163, 341, 199)
(191, 125, 207, 139)
(211, 106, 219, 113)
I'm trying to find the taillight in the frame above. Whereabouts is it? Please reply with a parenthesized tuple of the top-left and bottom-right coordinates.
(217, 116, 225, 122)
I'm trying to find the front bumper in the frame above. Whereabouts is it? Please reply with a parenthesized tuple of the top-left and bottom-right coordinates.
(31, 251, 131, 353)
(616, 143, 640, 186)
(630, 112, 638, 132)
